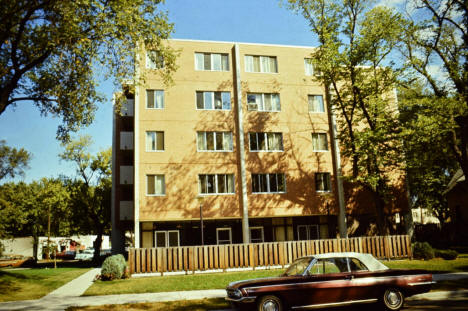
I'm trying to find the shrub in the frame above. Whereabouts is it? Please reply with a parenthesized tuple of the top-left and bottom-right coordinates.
(435, 249, 459, 260)
(100, 254, 127, 281)
(413, 242, 435, 260)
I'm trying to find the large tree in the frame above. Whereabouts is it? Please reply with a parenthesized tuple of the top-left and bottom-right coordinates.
(1, 0, 176, 141)
(0, 140, 31, 180)
(287, 0, 408, 235)
(60, 136, 111, 262)
(401, 0, 468, 182)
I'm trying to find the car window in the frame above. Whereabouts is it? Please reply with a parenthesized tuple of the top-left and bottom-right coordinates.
(284, 257, 312, 276)
(307, 258, 349, 275)
(349, 258, 369, 272)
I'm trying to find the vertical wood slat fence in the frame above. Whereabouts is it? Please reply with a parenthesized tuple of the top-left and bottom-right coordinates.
(128, 235, 411, 275)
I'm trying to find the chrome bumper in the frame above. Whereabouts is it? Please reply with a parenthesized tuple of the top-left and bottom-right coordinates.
(225, 296, 256, 303)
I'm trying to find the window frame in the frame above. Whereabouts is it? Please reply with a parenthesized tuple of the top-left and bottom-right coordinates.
(308, 94, 325, 113)
(249, 132, 284, 152)
(251, 173, 286, 194)
(197, 131, 233, 152)
(315, 172, 332, 193)
(146, 90, 165, 109)
(244, 55, 278, 73)
(247, 93, 281, 112)
(146, 174, 166, 196)
(194, 52, 229, 71)
(311, 133, 329, 152)
(198, 174, 235, 195)
(154, 230, 180, 247)
(145, 131, 164, 152)
(249, 226, 265, 243)
(196, 91, 231, 111)
(216, 227, 232, 245)
(146, 51, 164, 69)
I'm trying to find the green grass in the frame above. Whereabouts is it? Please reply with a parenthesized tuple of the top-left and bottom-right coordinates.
(0, 267, 91, 302)
(67, 298, 229, 311)
(85, 254, 468, 297)
(84, 269, 282, 296)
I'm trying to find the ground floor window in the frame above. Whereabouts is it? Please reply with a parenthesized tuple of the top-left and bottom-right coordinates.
(297, 224, 319, 240)
(155, 230, 179, 247)
(249, 226, 264, 243)
(216, 228, 232, 244)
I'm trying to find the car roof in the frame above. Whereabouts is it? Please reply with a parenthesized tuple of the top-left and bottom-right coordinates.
(302, 252, 389, 272)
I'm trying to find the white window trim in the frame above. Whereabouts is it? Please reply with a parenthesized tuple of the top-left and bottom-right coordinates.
(194, 52, 229, 72)
(145, 131, 164, 152)
(247, 93, 281, 112)
(308, 94, 325, 113)
(244, 55, 279, 74)
(146, 90, 165, 110)
(249, 226, 265, 243)
(216, 227, 232, 245)
(196, 131, 233, 152)
(154, 230, 180, 247)
(195, 91, 231, 111)
(249, 132, 284, 152)
(198, 174, 235, 195)
(315, 173, 332, 193)
(146, 174, 166, 196)
(312, 133, 329, 152)
(251, 173, 287, 194)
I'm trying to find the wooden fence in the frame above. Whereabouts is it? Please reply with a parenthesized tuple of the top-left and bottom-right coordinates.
(128, 235, 411, 275)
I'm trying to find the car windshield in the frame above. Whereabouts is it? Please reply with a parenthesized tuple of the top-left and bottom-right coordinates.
(283, 257, 312, 276)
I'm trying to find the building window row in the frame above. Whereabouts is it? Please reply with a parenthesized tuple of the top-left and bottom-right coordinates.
(145, 131, 328, 152)
(195, 52, 229, 71)
(146, 90, 324, 113)
(245, 55, 278, 73)
(145, 172, 331, 196)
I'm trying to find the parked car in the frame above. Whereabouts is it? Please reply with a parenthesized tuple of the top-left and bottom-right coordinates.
(75, 249, 94, 261)
(226, 252, 433, 311)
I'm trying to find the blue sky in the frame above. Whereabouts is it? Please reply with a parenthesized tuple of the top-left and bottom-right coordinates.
(0, 0, 399, 183)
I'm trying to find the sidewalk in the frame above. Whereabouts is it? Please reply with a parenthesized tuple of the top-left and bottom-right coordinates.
(0, 270, 467, 311)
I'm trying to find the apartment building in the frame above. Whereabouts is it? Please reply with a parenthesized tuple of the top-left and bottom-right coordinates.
(111, 39, 354, 252)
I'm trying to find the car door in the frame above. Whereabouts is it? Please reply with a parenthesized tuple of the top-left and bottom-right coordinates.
(348, 257, 381, 301)
(299, 258, 354, 307)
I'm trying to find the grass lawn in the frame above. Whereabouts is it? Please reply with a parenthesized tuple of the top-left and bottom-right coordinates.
(85, 254, 468, 297)
(0, 267, 91, 302)
(67, 298, 229, 311)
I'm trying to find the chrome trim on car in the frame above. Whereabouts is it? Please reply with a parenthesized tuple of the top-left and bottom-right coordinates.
(408, 281, 436, 286)
(225, 296, 256, 303)
(291, 298, 378, 309)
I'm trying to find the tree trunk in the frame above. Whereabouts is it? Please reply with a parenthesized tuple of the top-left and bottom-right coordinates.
(93, 232, 103, 264)
(32, 230, 39, 262)
(372, 184, 389, 236)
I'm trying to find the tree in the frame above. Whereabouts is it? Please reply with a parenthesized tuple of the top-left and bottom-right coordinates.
(60, 136, 111, 261)
(0, 140, 31, 180)
(1, 0, 177, 141)
(287, 0, 408, 235)
(0, 178, 70, 260)
(399, 83, 459, 229)
(401, 0, 468, 183)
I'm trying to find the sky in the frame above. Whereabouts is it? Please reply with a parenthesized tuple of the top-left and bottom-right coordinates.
(0, 0, 401, 184)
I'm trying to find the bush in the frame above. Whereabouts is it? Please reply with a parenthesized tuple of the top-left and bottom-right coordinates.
(100, 254, 127, 281)
(413, 242, 435, 260)
(435, 249, 459, 260)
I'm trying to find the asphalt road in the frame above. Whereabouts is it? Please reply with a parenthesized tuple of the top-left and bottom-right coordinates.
(315, 298, 468, 311)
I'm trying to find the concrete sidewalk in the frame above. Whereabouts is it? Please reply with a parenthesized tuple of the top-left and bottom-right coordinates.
(1, 270, 467, 311)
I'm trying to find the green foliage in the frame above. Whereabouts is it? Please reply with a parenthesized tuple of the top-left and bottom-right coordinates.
(413, 242, 435, 260)
(287, 0, 407, 234)
(0, 140, 31, 180)
(435, 249, 459, 260)
(1, 0, 176, 141)
(100, 254, 127, 281)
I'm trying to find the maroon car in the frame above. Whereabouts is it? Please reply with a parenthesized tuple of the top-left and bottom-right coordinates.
(226, 252, 433, 311)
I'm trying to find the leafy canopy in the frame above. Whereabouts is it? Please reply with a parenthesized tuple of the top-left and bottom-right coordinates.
(0, 140, 31, 180)
(1, 0, 176, 141)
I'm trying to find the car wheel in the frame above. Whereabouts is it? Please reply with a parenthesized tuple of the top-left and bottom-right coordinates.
(382, 288, 404, 310)
(257, 295, 283, 311)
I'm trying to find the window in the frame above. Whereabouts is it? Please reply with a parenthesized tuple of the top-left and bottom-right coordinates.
(308, 95, 324, 112)
(195, 52, 229, 71)
(315, 173, 331, 192)
(216, 228, 232, 245)
(199, 174, 235, 194)
(245, 55, 278, 73)
(250, 227, 264, 243)
(312, 133, 328, 151)
(147, 90, 164, 109)
(349, 258, 369, 272)
(155, 230, 179, 247)
(249, 132, 283, 151)
(147, 175, 165, 195)
(146, 131, 164, 151)
(247, 93, 281, 112)
(252, 173, 286, 193)
(196, 91, 231, 110)
(308, 258, 349, 275)
(297, 224, 319, 240)
(146, 51, 164, 69)
(197, 131, 233, 151)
